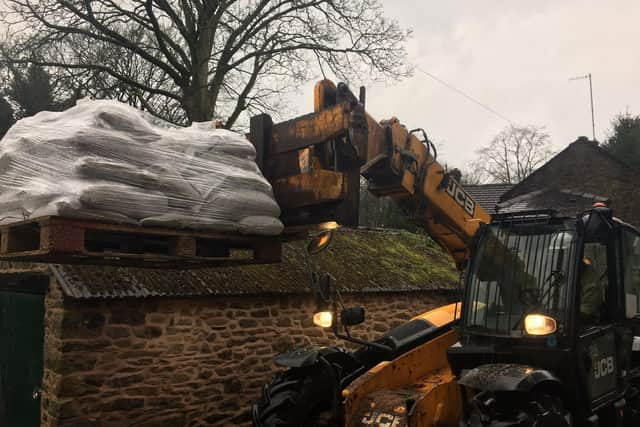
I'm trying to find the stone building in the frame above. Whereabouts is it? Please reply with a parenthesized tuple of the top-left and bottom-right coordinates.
(498, 137, 640, 225)
(465, 137, 640, 225)
(464, 183, 513, 214)
(0, 228, 457, 427)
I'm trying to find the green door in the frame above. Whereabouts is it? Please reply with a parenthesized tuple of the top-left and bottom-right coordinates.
(0, 289, 45, 427)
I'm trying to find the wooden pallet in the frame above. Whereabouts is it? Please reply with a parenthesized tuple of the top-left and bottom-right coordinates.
(0, 216, 281, 269)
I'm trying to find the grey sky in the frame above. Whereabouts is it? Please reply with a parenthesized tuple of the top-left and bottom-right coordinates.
(291, 0, 640, 170)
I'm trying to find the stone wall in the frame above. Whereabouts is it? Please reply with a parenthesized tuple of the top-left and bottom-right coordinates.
(41, 275, 65, 427)
(40, 277, 454, 427)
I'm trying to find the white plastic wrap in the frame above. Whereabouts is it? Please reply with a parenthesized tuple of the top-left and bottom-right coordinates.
(0, 99, 283, 236)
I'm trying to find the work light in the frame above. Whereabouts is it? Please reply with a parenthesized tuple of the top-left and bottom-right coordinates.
(313, 311, 333, 328)
(524, 314, 557, 336)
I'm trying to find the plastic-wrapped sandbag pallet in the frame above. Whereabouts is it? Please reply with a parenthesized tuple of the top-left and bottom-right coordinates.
(0, 99, 283, 268)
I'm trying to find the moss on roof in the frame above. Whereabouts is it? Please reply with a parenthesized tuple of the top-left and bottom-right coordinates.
(3, 228, 458, 298)
(308, 228, 458, 293)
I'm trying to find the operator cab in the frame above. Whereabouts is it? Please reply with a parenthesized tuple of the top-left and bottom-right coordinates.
(460, 211, 578, 342)
(448, 206, 640, 425)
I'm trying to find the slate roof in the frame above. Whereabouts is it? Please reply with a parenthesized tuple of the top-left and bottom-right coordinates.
(464, 184, 513, 213)
(0, 228, 458, 299)
(499, 137, 639, 203)
(496, 188, 609, 216)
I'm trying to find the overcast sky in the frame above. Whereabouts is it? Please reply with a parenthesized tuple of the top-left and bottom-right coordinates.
(291, 0, 640, 170)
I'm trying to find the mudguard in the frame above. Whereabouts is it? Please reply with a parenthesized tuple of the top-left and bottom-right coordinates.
(273, 345, 349, 368)
(273, 345, 360, 369)
(458, 363, 562, 393)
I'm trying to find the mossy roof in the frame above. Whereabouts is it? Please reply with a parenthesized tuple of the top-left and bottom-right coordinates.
(2, 228, 458, 299)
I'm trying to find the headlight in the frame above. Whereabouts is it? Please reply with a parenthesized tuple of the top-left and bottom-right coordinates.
(524, 314, 557, 336)
(313, 311, 333, 328)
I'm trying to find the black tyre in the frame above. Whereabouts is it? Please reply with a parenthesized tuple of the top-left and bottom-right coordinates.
(529, 393, 571, 427)
(252, 366, 336, 427)
(466, 390, 571, 427)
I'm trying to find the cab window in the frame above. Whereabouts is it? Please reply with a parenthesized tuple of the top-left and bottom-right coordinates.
(579, 242, 609, 325)
(622, 229, 640, 318)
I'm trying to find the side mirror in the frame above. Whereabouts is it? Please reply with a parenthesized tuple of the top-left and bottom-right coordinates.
(341, 307, 365, 326)
(307, 230, 333, 255)
(315, 272, 332, 299)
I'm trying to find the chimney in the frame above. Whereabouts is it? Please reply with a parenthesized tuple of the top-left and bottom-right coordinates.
(574, 135, 598, 146)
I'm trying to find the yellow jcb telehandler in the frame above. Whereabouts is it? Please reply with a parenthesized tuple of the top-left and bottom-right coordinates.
(251, 80, 640, 426)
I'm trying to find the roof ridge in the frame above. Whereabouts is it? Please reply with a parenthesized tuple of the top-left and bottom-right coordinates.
(559, 188, 610, 202)
(497, 189, 544, 208)
(588, 140, 640, 173)
(500, 138, 639, 202)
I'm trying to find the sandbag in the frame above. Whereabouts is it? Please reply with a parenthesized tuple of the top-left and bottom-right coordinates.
(198, 190, 281, 221)
(140, 213, 238, 232)
(194, 171, 272, 203)
(79, 184, 168, 220)
(238, 216, 285, 236)
(74, 157, 159, 189)
(73, 132, 161, 166)
(30, 199, 138, 225)
(0, 209, 28, 225)
(0, 191, 62, 214)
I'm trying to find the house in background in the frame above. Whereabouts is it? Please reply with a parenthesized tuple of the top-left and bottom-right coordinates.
(496, 188, 610, 216)
(499, 137, 640, 225)
(465, 137, 640, 226)
(464, 183, 513, 214)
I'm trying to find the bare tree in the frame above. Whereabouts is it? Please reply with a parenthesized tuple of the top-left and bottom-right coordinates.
(473, 125, 554, 184)
(0, 60, 86, 120)
(458, 166, 487, 185)
(0, 97, 14, 137)
(1, 0, 410, 127)
(7, 64, 55, 116)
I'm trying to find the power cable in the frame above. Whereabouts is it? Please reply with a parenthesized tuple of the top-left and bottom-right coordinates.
(413, 65, 515, 125)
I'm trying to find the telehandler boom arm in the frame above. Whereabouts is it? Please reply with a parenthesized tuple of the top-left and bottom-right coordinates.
(250, 80, 491, 267)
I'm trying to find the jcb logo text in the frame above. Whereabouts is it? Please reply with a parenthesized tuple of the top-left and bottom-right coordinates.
(593, 356, 615, 379)
(445, 179, 475, 217)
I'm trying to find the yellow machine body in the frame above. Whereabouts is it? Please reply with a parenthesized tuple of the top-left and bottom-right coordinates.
(343, 304, 462, 427)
